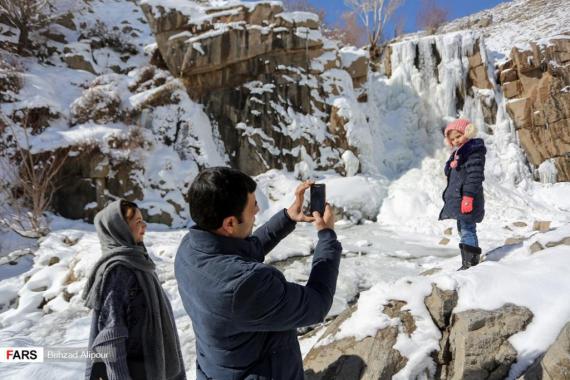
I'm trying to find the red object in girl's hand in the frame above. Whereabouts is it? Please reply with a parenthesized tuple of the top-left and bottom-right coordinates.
(461, 196, 474, 214)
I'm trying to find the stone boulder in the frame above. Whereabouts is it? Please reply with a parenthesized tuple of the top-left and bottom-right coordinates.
(446, 304, 533, 379)
(339, 47, 369, 88)
(500, 37, 570, 181)
(63, 42, 97, 74)
(275, 11, 320, 29)
(53, 11, 76, 31)
(527, 227, 570, 254)
(423, 286, 536, 379)
(520, 322, 570, 380)
(381, 45, 392, 78)
(467, 42, 493, 90)
(304, 303, 408, 380)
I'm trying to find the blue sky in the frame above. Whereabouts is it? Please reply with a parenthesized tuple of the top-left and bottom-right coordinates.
(287, 0, 508, 37)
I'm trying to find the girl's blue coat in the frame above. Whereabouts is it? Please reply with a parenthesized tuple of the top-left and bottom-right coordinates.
(439, 138, 487, 223)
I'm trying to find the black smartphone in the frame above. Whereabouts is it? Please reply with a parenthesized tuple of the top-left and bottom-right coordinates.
(310, 184, 326, 216)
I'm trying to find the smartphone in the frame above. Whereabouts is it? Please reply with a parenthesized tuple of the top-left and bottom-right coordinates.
(310, 184, 326, 216)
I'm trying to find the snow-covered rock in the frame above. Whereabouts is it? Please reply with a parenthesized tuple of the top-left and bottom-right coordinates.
(521, 322, 570, 380)
(302, 224, 570, 379)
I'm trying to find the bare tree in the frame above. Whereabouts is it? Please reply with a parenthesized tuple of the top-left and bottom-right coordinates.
(339, 11, 367, 46)
(344, 0, 403, 58)
(321, 11, 365, 47)
(0, 0, 50, 53)
(0, 112, 68, 237)
(417, 0, 448, 34)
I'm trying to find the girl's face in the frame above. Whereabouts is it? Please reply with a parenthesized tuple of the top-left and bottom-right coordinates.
(448, 130, 465, 147)
(128, 209, 147, 243)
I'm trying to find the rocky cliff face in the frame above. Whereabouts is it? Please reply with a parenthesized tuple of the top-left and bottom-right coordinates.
(140, 0, 367, 176)
(0, 0, 227, 226)
(501, 37, 570, 182)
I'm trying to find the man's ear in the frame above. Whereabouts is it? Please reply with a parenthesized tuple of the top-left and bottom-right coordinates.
(221, 215, 239, 236)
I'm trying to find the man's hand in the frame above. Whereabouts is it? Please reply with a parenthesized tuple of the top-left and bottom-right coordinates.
(313, 203, 335, 231)
(286, 180, 315, 223)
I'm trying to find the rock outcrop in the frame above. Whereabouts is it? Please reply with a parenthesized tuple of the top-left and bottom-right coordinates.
(425, 284, 458, 330)
(50, 65, 199, 225)
(304, 302, 408, 380)
(500, 36, 570, 181)
(141, 1, 366, 175)
(141, 2, 323, 97)
(521, 322, 570, 380)
(445, 304, 533, 379)
(304, 285, 536, 379)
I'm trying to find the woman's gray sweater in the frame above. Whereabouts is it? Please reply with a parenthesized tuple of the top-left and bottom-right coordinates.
(85, 265, 146, 380)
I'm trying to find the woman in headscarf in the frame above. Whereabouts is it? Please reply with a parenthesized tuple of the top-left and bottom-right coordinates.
(83, 199, 186, 380)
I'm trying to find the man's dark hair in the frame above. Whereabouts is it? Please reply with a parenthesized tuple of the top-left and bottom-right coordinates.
(188, 167, 257, 230)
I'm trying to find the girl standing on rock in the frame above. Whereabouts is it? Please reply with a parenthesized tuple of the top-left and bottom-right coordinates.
(83, 200, 186, 380)
(439, 118, 487, 270)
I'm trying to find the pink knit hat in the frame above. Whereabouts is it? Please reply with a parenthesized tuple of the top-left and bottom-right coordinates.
(444, 118, 478, 146)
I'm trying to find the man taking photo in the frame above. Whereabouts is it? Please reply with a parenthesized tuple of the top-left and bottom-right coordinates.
(175, 167, 342, 380)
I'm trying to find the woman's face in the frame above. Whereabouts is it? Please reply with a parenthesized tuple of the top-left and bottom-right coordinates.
(128, 208, 146, 243)
(448, 129, 465, 147)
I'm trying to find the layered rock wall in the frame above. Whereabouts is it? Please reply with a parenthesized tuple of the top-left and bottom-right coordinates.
(501, 37, 570, 181)
(141, 1, 367, 175)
